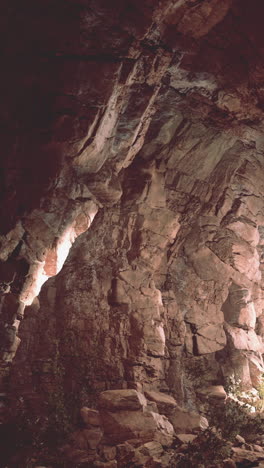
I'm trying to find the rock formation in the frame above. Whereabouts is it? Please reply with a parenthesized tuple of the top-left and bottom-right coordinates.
(0, 0, 264, 466)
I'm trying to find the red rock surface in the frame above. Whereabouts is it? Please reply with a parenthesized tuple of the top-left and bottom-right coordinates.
(0, 1, 264, 466)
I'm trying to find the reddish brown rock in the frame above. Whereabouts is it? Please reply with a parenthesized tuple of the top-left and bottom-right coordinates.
(98, 389, 147, 411)
(80, 407, 101, 427)
(198, 385, 227, 400)
(169, 408, 209, 434)
(144, 390, 177, 415)
(100, 409, 174, 446)
(71, 427, 103, 450)
(100, 445, 117, 462)
(175, 434, 197, 444)
(231, 447, 264, 464)
(1, 1, 264, 466)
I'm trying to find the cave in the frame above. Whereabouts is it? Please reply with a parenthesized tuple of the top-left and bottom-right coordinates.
(0, 1, 264, 467)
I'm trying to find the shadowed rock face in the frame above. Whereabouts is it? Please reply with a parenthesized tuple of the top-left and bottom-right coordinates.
(0, 0, 264, 465)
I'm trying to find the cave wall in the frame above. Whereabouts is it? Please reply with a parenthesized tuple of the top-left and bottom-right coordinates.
(10, 102, 264, 414)
(0, 0, 264, 462)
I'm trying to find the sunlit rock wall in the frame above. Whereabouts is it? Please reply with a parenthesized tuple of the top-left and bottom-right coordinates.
(0, 0, 264, 429)
(10, 114, 264, 417)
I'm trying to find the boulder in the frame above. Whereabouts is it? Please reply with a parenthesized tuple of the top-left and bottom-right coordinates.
(100, 445, 117, 461)
(71, 428, 103, 450)
(235, 434, 246, 445)
(198, 385, 227, 400)
(100, 410, 174, 446)
(98, 389, 147, 411)
(169, 407, 208, 434)
(151, 412, 175, 446)
(80, 407, 101, 426)
(223, 459, 236, 468)
(176, 434, 197, 444)
(231, 447, 264, 464)
(254, 445, 264, 453)
(144, 390, 177, 415)
(145, 400, 159, 413)
(138, 441, 164, 458)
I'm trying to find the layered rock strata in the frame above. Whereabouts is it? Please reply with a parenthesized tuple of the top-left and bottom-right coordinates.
(0, 0, 264, 465)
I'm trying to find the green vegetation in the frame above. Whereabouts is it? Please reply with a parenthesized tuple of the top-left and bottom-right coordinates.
(224, 374, 264, 412)
(171, 374, 264, 467)
(171, 429, 232, 468)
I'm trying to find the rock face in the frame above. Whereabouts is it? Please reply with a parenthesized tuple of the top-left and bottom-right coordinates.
(0, 0, 264, 466)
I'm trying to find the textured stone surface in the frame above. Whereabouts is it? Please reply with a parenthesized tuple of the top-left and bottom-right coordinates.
(169, 407, 209, 434)
(198, 385, 227, 401)
(100, 409, 174, 446)
(80, 407, 100, 427)
(144, 391, 177, 415)
(175, 434, 197, 444)
(0, 0, 264, 466)
(98, 389, 147, 411)
(71, 427, 103, 450)
(231, 447, 264, 464)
